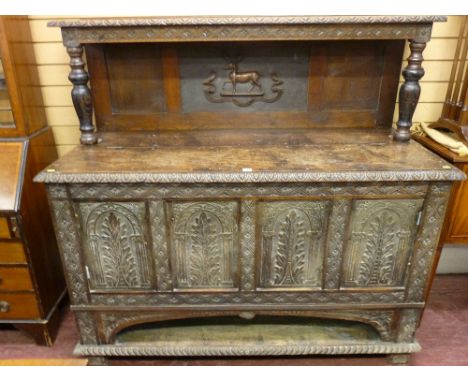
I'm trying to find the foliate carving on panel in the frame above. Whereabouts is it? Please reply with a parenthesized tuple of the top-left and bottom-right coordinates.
(259, 201, 329, 288)
(170, 201, 239, 289)
(342, 199, 423, 288)
(49, 199, 89, 305)
(78, 202, 152, 290)
(406, 185, 451, 301)
(75, 312, 99, 345)
(324, 200, 351, 289)
(67, 183, 429, 200)
(240, 200, 255, 291)
(149, 201, 172, 291)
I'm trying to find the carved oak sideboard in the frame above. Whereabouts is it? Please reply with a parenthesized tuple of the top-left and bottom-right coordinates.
(36, 16, 465, 364)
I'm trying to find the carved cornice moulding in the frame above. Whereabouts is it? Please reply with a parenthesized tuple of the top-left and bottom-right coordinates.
(48, 16, 447, 28)
(49, 16, 446, 45)
(35, 169, 465, 184)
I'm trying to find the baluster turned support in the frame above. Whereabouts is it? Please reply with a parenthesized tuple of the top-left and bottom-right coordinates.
(67, 45, 97, 145)
(394, 39, 427, 142)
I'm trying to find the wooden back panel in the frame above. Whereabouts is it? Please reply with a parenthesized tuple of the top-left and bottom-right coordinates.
(86, 40, 403, 132)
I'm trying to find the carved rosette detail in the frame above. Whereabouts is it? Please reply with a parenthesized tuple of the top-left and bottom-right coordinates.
(170, 202, 238, 289)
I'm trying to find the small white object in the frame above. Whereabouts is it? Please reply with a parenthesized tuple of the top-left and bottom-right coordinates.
(416, 210, 423, 226)
(242, 167, 253, 172)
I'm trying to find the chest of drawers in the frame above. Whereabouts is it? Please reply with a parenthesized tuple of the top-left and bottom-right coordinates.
(37, 16, 465, 364)
(0, 16, 66, 345)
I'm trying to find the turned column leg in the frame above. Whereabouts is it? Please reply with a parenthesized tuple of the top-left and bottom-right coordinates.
(67, 44, 97, 145)
(394, 39, 427, 142)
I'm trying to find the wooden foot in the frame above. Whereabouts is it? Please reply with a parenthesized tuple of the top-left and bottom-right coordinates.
(387, 354, 411, 365)
(87, 356, 109, 366)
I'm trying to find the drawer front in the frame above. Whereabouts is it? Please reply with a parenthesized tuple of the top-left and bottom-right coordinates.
(0, 267, 34, 291)
(0, 242, 27, 264)
(0, 218, 11, 239)
(0, 293, 40, 319)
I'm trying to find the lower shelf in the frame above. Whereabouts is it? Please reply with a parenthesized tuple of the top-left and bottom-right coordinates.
(74, 316, 421, 357)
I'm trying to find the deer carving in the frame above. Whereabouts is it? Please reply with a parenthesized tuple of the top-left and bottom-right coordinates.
(224, 62, 262, 94)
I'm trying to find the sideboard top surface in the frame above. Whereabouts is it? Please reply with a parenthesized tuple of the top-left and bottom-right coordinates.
(35, 129, 464, 183)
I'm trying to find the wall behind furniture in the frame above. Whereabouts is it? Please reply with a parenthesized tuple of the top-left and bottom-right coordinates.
(27, 15, 468, 272)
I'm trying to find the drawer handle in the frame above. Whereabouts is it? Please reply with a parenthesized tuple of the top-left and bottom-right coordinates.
(0, 300, 10, 313)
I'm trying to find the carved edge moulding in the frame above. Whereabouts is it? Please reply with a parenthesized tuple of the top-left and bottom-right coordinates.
(49, 16, 445, 145)
(35, 169, 465, 183)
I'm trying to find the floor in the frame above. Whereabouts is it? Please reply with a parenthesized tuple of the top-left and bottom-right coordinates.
(0, 274, 467, 366)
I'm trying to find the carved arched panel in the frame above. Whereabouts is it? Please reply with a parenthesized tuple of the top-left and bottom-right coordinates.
(341, 199, 424, 288)
(258, 201, 330, 289)
(169, 201, 239, 290)
(77, 202, 152, 290)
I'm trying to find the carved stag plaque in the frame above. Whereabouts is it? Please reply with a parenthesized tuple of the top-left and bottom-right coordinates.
(179, 43, 309, 112)
(341, 199, 424, 288)
(169, 201, 239, 290)
(77, 202, 153, 290)
(258, 201, 330, 289)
